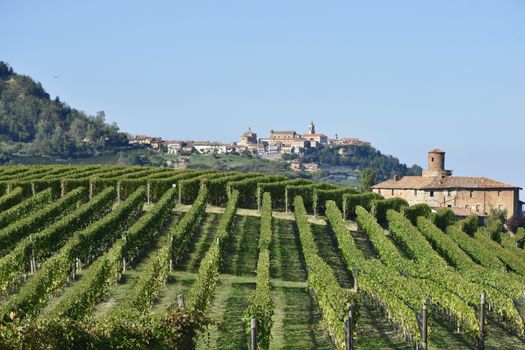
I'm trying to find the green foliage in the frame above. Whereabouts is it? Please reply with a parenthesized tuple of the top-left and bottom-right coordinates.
(484, 208, 507, 241)
(357, 206, 479, 335)
(227, 175, 287, 209)
(1, 187, 145, 320)
(0, 62, 128, 157)
(460, 215, 479, 236)
(0, 187, 115, 293)
(244, 192, 273, 350)
(0, 187, 86, 256)
(0, 308, 209, 349)
(476, 228, 525, 276)
(401, 203, 432, 226)
(371, 197, 408, 225)
(0, 187, 25, 212)
(432, 208, 456, 231)
(342, 192, 383, 219)
(171, 187, 209, 261)
(360, 168, 375, 192)
(294, 197, 357, 348)
(178, 172, 226, 204)
(257, 178, 312, 210)
(286, 182, 336, 214)
(446, 224, 506, 272)
(187, 190, 239, 313)
(0, 188, 53, 229)
(207, 173, 261, 206)
(301, 144, 423, 182)
(313, 187, 359, 216)
(50, 188, 178, 320)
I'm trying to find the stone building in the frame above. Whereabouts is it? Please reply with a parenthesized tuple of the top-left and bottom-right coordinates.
(240, 128, 258, 146)
(269, 130, 301, 148)
(372, 149, 522, 219)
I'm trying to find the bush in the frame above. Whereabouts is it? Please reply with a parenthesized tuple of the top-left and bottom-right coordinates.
(433, 208, 456, 231)
(371, 197, 408, 225)
(460, 215, 479, 236)
(402, 203, 432, 226)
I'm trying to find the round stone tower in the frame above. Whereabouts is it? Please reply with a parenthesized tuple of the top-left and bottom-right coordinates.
(422, 149, 452, 177)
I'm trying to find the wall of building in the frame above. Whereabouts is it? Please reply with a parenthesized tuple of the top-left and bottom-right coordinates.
(373, 188, 519, 217)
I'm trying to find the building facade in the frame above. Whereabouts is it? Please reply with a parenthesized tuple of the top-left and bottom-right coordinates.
(269, 130, 301, 147)
(372, 150, 522, 219)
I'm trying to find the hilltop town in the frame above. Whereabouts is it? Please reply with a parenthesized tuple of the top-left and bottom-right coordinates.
(129, 122, 369, 172)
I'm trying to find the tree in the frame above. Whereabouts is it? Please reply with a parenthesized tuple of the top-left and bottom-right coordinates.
(507, 214, 525, 233)
(360, 168, 376, 192)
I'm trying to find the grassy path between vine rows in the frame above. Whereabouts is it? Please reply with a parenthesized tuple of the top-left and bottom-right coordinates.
(268, 218, 334, 349)
(88, 212, 183, 318)
(152, 212, 220, 314)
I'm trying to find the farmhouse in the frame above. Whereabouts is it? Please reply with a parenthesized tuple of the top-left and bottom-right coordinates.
(372, 149, 522, 219)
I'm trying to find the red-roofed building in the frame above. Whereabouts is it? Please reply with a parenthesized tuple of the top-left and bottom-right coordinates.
(372, 149, 522, 218)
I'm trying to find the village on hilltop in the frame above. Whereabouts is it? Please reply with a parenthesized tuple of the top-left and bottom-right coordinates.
(128, 122, 369, 172)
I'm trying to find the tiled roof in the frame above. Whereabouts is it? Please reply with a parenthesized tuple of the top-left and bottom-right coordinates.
(372, 176, 520, 190)
(303, 134, 327, 137)
(271, 131, 296, 134)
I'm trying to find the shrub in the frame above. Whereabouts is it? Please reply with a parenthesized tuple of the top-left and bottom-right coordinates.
(433, 208, 456, 231)
(402, 203, 432, 226)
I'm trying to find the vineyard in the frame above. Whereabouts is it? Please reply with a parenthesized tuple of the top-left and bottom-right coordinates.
(0, 165, 523, 349)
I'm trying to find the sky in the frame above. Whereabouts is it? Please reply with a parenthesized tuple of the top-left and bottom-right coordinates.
(1, 0, 524, 193)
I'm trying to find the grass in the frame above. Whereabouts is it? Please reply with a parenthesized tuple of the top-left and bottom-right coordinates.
(270, 286, 334, 350)
(222, 215, 260, 277)
(270, 218, 307, 282)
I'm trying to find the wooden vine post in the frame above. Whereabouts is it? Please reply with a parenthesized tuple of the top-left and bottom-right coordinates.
(479, 292, 485, 350)
(422, 302, 428, 350)
(250, 318, 257, 350)
(345, 304, 355, 350)
(177, 294, 185, 308)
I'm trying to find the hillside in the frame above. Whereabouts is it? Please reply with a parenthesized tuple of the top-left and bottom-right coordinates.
(298, 144, 422, 182)
(0, 61, 421, 183)
(0, 62, 128, 161)
(0, 166, 523, 349)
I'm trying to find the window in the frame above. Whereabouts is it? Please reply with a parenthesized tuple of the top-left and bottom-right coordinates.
(470, 191, 473, 198)
(498, 191, 501, 197)
(430, 191, 434, 197)
(431, 157, 434, 162)
(391, 189, 394, 196)
(414, 190, 417, 196)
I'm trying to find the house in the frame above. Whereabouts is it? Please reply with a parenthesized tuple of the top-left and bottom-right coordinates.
(290, 160, 301, 172)
(193, 141, 227, 154)
(372, 149, 522, 219)
(303, 162, 319, 172)
(150, 137, 162, 150)
(166, 141, 185, 155)
(290, 139, 310, 154)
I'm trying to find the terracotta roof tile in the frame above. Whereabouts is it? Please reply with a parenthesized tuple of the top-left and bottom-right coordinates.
(372, 176, 520, 190)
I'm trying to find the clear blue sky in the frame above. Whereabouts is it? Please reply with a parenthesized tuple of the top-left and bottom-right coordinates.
(1, 1, 524, 192)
